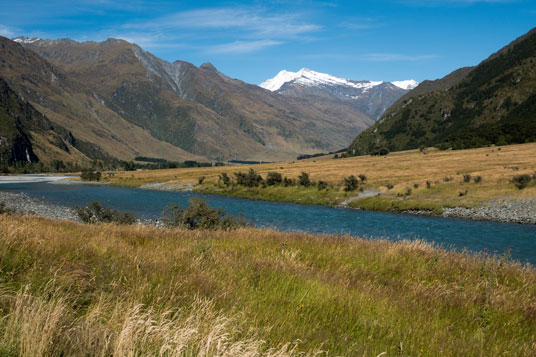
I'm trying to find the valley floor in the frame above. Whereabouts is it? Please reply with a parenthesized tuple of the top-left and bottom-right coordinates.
(103, 143, 536, 224)
(0, 214, 535, 356)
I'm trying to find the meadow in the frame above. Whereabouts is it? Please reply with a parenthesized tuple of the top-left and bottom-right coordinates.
(104, 143, 536, 212)
(0, 214, 535, 355)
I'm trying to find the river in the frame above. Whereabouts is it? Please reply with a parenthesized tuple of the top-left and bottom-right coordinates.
(1, 178, 535, 264)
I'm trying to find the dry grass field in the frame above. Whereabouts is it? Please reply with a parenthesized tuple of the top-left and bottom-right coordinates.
(104, 143, 536, 211)
(0, 214, 536, 356)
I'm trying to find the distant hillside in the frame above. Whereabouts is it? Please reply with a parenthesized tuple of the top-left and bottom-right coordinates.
(0, 36, 201, 165)
(260, 68, 417, 120)
(18, 38, 373, 162)
(348, 27, 536, 155)
(0, 77, 88, 167)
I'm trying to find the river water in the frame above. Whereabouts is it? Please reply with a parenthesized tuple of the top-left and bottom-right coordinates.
(1, 180, 535, 264)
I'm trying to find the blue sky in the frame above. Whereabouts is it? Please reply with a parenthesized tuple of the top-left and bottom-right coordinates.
(0, 0, 534, 84)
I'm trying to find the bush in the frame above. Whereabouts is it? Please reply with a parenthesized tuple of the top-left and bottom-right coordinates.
(283, 177, 295, 187)
(162, 198, 247, 230)
(198, 176, 206, 184)
(459, 190, 468, 197)
(298, 172, 311, 187)
(317, 180, 328, 190)
(413, 183, 420, 189)
(463, 174, 472, 183)
(266, 172, 283, 186)
(219, 172, 231, 186)
(76, 201, 136, 225)
(443, 176, 453, 182)
(426, 181, 432, 189)
(512, 174, 532, 189)
(358, 174, 367, 183)
(235, 169, 263, 187)
(80, 170, 101, 181)
(473, 175, 482, 183)
(386, 184, 394, 190)
(344, 175, 359, 191)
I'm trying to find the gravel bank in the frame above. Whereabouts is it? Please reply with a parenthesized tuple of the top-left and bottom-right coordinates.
(0, 191, 80, 221)
(442, 198, 536, 225)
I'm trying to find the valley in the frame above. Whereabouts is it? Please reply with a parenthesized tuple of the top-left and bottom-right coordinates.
(102, 142, 536, 223)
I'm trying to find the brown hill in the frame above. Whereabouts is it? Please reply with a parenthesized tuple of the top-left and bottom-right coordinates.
(0, 37, 205, 163)
(21, 38, 373, 161)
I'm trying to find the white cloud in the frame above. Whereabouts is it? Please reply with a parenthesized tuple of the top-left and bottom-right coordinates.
(208, 40, 283, 54)
(123, 7, 321, 39)
(0, 24, 15, 37)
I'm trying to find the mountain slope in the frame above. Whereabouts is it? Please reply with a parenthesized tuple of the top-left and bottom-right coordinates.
(0, 77, 88, 166)
(260, 68, 417, 120)
(21, 39, 374, 161)
(348, 27, 536, 155)
(0, 36, 202, 163)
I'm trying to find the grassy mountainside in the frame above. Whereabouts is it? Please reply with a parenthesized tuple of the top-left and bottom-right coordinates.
(0, 77, 88, 167)
(104, 142, 536, 213)
(349, 27, 536, 155)
(22, 38, 373, 161)
(0, 214, 535, 355)
(0, 37, 204, 164)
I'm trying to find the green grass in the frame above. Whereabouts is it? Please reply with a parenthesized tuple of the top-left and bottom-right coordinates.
(0, 214, 535, 355)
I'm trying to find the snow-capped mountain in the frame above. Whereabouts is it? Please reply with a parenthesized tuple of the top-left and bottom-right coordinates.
(12, 36, 42, 44)
(260, 68, 419, 120)
(391, 79, 419, 90)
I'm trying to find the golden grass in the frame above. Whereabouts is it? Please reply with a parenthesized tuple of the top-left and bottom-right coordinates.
(1, 214, 536, 355)
(104, 143, 536, 211)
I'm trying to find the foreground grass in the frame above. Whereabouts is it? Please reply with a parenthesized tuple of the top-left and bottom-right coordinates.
(103, 143, 536, 213)
(1, 215, 536, 355)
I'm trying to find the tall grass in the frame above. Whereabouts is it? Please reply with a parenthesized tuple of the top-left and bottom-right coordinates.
(0, 214, 536, 355)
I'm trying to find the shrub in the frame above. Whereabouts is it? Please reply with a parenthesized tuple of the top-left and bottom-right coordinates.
(426, 181, 432, 189)
(473, 176, 482, 183)
(198, 176, 206, 184)
(413, 183, 420, 189)
(80, 170, 101, 182)
(386, 184, 394, 190)
(443, 176, 453, 182)
(463, 174, 472, 183)
(298, 172, 311, 187)
(317, 180, 328, 190)
(234, 169, 263, 187)
(219, 172, 230, 186)
(266, 172, 283, 186)
(358, 174, 367, 183)
(76, 201, 136, 225)
(344, 175, 359, 191)
(162, 198, 247, 230)
(459, 190, 468, 197)
(512, 174, 532, 189)
(283, 177, 295, 187)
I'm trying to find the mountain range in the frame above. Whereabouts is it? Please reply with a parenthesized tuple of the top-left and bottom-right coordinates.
(348, 27, 536, 155)
(260, 68, 418, 120)
(1, 36, 385, 165)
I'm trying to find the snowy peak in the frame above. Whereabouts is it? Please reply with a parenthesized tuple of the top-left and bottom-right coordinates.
(260, 68, 384, 92)
(392, 79, 419, 90)
(260, 68, 419, 92)
(12, 36, 42, 44)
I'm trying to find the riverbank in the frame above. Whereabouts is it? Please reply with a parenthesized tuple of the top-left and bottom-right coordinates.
(0, 213, 535, 355)
(102, 143, 536, 225)
(0, 190, 80, 221)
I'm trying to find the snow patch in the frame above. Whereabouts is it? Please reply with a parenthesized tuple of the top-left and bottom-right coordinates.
(392, 79, 419, 90)
(260, 68, 383, 92)
(12, 36, 42, 44)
